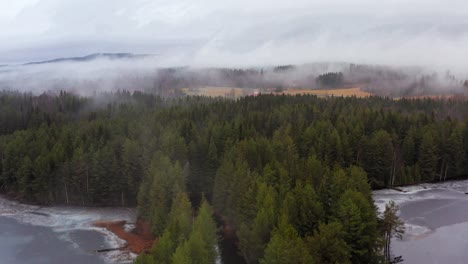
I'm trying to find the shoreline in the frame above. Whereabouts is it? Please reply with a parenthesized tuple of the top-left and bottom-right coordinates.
(373, 175, 468, 191)
(0, 194, 140, 263)
(93, 219, 155, 256)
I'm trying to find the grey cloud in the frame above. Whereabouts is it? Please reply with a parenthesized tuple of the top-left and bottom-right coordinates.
(0, 0, 468, 72)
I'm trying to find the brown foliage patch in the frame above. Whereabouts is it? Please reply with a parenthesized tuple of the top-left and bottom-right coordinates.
(94, 218, 155, 255)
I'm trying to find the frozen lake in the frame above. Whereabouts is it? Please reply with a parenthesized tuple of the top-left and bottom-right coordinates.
(0, 217, 106, 264)
(374, 180, 468, 264)
(5, 179, 468, 264)
(0, 196, 137, 264)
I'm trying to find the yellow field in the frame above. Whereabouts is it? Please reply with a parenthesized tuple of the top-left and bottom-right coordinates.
(182, 87, 251, 97)
(182, 86, 373, 98)
(275, 87, 373, 98)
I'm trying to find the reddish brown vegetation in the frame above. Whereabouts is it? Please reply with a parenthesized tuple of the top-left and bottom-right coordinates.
(94, 218, 155, 254)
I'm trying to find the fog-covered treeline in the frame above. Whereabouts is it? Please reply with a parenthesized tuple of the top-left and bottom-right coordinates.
(1, 57, 467, 97)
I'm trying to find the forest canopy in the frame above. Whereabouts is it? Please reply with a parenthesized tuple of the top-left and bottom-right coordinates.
(0, 91, 467, 263)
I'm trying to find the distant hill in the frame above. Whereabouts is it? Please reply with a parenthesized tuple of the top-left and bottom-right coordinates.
(24, 53, 153, 65)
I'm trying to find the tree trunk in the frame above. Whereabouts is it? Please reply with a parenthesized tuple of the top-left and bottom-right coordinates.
(444, 164, 449, 181)
(387, 235, 391, 263)
(86, 165, 89, 193)
(64, 182, 69, 205)
(439, 160, 445, 182)
(386, 236, 389, 262)
(392, 153, 397, 186)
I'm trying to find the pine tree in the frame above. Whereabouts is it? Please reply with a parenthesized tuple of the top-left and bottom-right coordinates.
(308, 222, 351, 264)
(446, 127, 465, 178)
(212, 157, 235, 215)
(172, 199, 218, 264)
(365, 130, 394, 186)
(238, 182, 277, 263)
(172, 231, 209, 264)
(381, 201, 405, 264)
(291, 183, 323, 237)
(419, 131, 438, 181)
(260, 216, 313, 264)
(122, 139, 143, 204)
(149, 155, 185, 235)
(137, 154, 185, 235)
(17, 156, 34, 200)
(150, 192, 193, 264)
(402, 132, 416, 166)
(193, 198, 218, 261)
(335, 190, 379, 263)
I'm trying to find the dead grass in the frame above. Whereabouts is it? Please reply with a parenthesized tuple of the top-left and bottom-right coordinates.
(182, 87, 249, 97)
(182, 86, 373, 98)
(275, 87, 373, 97)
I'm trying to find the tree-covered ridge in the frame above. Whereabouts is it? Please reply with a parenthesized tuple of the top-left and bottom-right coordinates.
(0, 91, 90, 135)
(316, 72, 344, 88)
(0, 92, 467, 263)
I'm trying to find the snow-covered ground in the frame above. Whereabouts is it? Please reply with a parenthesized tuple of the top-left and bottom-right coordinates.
(373, 180, 468, 263)
(0, 196, 137, 263)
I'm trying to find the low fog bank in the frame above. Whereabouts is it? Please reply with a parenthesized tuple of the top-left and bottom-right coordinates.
(0, 56, 163, 96)
(0, 55, 467, 97)
(2, 0, 468, 98)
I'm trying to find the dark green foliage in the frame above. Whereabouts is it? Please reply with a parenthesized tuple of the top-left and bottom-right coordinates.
(149, 193, 193, 264)
(138, 155, 185, 235)
(191, 198, 218, 262)
(172, 230, 211, 264)
(136, 194, 219, 264)
(0, 91, 466, 264)
(362, 130, 394, 187)
(260, 216, 313, 264)
(419, 131, 438, 181)
(0, 91, 89, 136)
(335, 190, 379, 263)
(290, 183, 323, 237)
(308, 222, 351, 264)
(381, 201, 405, 263)
(238, 182, 278, 263)
(316, 72, 344, 87)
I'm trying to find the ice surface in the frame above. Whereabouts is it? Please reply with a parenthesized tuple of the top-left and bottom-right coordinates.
(373, 180, 468, 264)
(0, 196, 137, 263)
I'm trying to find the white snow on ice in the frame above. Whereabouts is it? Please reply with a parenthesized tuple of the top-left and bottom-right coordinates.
(373, 179, 468, 264)
(0, 196, 137, 263)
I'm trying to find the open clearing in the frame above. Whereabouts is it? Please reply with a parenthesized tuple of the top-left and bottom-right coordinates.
(183, 86, 373, 98)
(275, 87, 373, 97)
(182, 87, 252, 97)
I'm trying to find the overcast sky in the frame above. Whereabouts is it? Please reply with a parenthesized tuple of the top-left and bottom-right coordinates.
(1, 0, 468, 69)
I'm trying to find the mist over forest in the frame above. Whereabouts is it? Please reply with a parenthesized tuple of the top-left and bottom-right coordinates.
(0, 54, 467, 97)
(2, 1, 468, 264)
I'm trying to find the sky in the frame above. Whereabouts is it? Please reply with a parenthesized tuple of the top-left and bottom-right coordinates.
(1, 0, 468, 69)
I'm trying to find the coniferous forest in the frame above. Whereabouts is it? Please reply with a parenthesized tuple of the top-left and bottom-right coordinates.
(0, 90, 467, 263)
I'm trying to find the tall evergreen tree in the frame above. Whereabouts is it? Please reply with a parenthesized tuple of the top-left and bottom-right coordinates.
(419, 131, 438, 181)
(261, 215, 313, 264)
